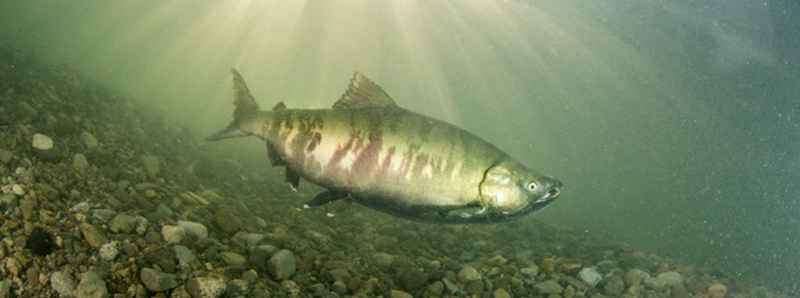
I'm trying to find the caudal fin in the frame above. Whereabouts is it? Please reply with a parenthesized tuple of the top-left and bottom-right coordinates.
(206, 69, 260, 141)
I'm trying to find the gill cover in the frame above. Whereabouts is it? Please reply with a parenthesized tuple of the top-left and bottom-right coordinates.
(479, 161, 528, 213)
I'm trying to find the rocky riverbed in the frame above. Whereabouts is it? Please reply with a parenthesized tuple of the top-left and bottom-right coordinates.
(0, 49, 790, 298)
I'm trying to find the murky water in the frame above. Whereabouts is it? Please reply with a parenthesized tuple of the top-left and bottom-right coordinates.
(0, 1, 797, 296)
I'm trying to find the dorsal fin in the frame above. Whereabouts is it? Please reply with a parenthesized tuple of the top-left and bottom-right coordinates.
(231, 69, 260, 119)
(333, 72, 397, 109)
(273, 101, 287, 111)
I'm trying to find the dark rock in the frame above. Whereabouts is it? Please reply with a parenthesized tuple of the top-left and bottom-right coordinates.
(398, 267, 428, 292)
(214, 206, 244, 233)
(141, 247, 177, 273)
(26, 227, 56, 256)
(139, 268, 178, 292)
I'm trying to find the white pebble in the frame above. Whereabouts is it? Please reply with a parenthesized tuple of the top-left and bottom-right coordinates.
(99, 241, 119, 261)
(32, 134, 54, 150)
(578, 267, 603, 287)
(11, 184, 25, 196)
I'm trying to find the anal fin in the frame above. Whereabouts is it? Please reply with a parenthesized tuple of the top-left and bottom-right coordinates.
(286, 168, 300, 191)
(304, 191, 348, 208)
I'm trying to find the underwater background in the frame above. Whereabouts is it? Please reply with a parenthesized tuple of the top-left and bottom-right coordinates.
(0, 0, 798, 297)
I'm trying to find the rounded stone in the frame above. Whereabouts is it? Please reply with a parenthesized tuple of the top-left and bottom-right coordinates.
(457, 266, 481, 283)
(186, 276, 226, 298)
(578, 267, 603, 287)
(708, 282, 728, 298)
(139, 268, 178, 292)
(268, 249, 296, 280)
(75, 271, 108, 298)
(99, 241, 119, 262)
(161, 225, 186, 244)
(109, 214, 138, 234)
(535, 280, 564, 295)
(32, 133, 54, 150)
(177, 220, 208, 240)
(73, 154, 90, 171)
(50, 271, 76, 297)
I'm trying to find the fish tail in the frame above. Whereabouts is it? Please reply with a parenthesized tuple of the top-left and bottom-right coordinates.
(206, 68, 260, 141)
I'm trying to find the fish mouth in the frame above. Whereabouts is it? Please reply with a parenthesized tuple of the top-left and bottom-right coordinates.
(430, 189, 561, 224)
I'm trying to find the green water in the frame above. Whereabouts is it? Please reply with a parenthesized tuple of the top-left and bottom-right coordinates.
(1, 0, 798, 294)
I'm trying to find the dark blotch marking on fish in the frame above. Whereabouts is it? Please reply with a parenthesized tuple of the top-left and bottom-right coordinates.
(379, 146, 396, 176)
(352, 129, 384, 178)
(307, 132, 322, 152)
(413, 153, 429, 175)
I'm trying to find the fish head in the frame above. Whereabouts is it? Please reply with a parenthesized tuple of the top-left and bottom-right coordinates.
(477, 159, 563, 220)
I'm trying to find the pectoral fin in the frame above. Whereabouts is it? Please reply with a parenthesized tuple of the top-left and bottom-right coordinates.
(304, 191, 348, 208)
(266, 142, 285, 167)
(286, 168, 300, 191)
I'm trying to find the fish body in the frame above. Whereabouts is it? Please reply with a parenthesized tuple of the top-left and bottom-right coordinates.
(208, 70, 563, 223)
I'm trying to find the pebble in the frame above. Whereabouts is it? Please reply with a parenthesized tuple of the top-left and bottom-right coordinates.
(390, 289, 413, 298)
(521, 264, 540, 277)
(578, 267, 603, 287)
(140, 268, 178, 292)
(0, 194, 16, 207)
(75, 271, 108, 298)
(109, 214, 138, 233)
(73, 154, 90, 171)
(177, 220, 208, 240)
(153, 203, 174, 220)
(332, 280, 347, 294)
(92, 209, 116, 223)
(657, 271, 684, 286)
(0, 279, 11, 298)
(186, 276, 226, 298)
(134, 216, 148, 235)
(232, 231, 264, 248)
(268, 249, 296, 280)
(50, 271, 77, 297)
(645, 271, 683, 289)
(0, 280, 10, 298)
(493, 288, 512, 298)
(4, 258, 20, 278)
(80, 223, 107, 248)
(603, 275, 625, 296)
(12, 184, 25, 196)
(162, 225, 186, 244)
(99, 241, 119, 261)
(254, 217, 267, 228)
(70, 201, 91, 213)
(174, 245, 197, 268)
(20, 196, 35, 219)
(221, 252, 247, 267)
(81, 131, 99, 149)
(457, 265, 481, 282)
(32, 133, 54, 150)
(535, 280, 564, 295)
(171, 287, 192, 298)
(624, 268, 650, 286)
(242, 270, 258, 283)
(373, 252, 395, 267)
(0, 149, 12, 164)
(708, 282, 728, 298)
(141, 155, 160, 177)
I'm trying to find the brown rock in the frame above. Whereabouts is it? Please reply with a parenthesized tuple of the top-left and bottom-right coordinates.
(80, 223, 107, 248)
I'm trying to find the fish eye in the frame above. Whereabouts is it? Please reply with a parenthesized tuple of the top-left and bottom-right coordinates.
(526, 182, 538, 192)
